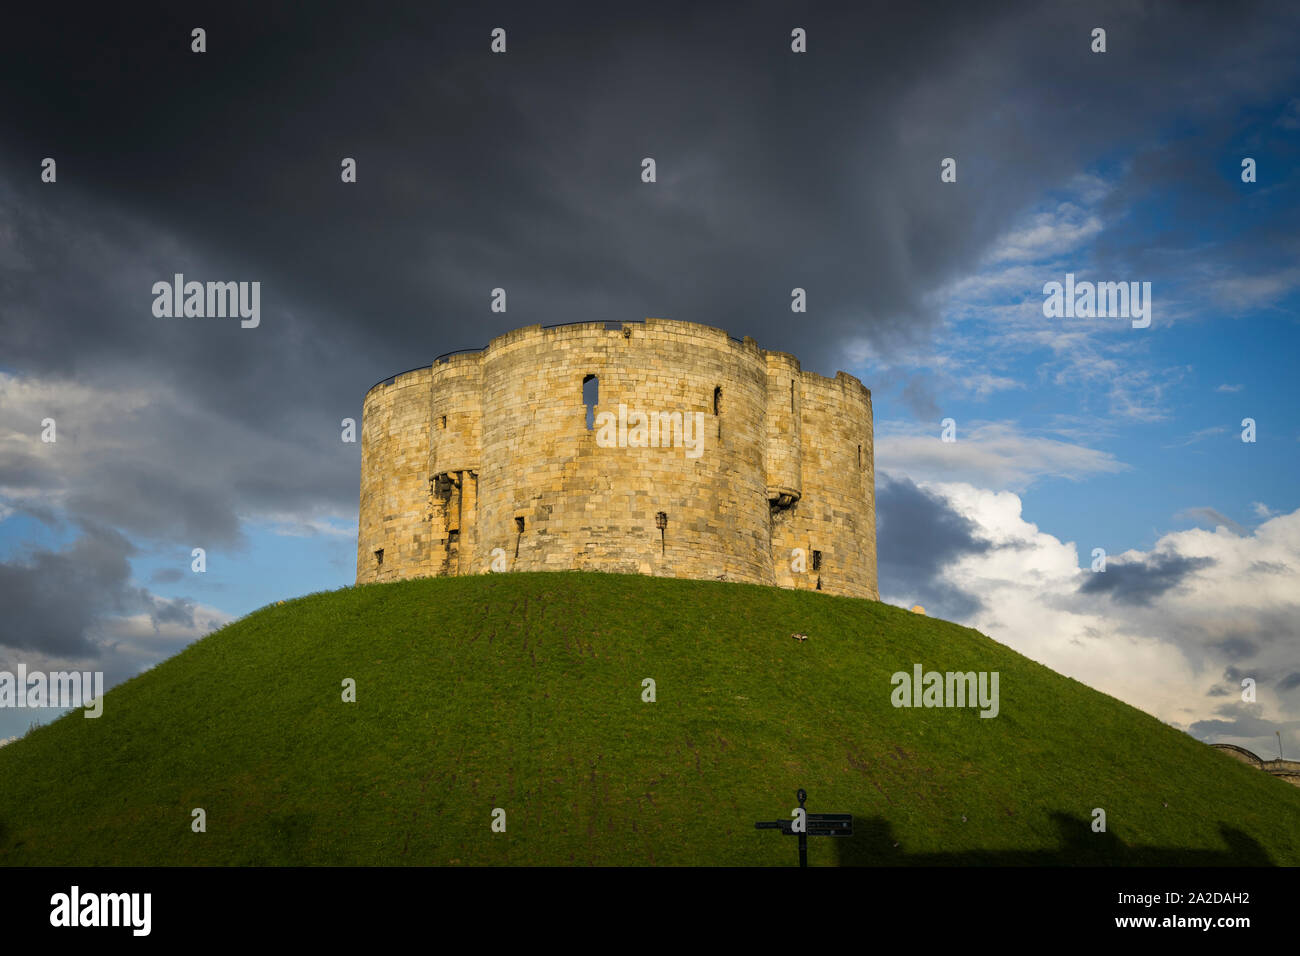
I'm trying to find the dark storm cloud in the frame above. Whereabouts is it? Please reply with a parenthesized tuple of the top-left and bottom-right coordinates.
(5, 2, 1298, 380)
(1213, 649, 1300, 694)
(875, 474, 990, 618)
(1188, 717, 1287, 739)
(0, 521, 195, 657)
(1077, 552, 1214, 606)
(148, 596, 196, 630)
(65, 462, 245, 547)
(1188, 701, 1300, 741)
(1154, 611, 1298, 691)
(1211, 636, 1259, 660)
(0, 0, 1296, 603)
(0, 451, 59, 489)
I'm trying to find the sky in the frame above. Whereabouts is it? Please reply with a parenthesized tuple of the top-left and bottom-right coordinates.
(0, 1, 1297, 758)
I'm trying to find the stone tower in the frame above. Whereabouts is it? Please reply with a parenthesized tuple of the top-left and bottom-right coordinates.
(356, 318, 878, 599)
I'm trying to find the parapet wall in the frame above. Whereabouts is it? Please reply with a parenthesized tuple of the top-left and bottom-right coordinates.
(357, 318, 878, 599)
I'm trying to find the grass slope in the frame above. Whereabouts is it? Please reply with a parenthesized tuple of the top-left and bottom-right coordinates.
(2, 572, 1298, 866)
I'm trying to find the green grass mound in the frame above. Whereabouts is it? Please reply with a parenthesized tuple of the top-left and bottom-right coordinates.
(2, 572, 1297, 865)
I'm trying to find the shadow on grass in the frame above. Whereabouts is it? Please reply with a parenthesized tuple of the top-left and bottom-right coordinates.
(833, 812, 1274, 866)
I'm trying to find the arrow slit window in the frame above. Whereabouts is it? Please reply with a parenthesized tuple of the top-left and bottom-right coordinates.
(583, 374, 598, 430)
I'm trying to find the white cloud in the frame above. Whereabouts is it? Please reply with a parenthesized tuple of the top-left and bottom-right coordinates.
(1064, 172, 1114, 206)
(1209, 266, 1300, 312)
(94, 600, 233, 661)
(890, 482, 1300, 757)
(961, 373, 1024, 400)
(875, 421, 1127, 491)
(0, 371, 351, 542)
(1164, 425, 1228, 449)
(254, 513, 358, 539)
(987, 202, 1104, 263)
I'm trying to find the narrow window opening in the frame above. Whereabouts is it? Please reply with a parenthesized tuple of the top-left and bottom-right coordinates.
(441, 415, 447, 429)
(790, 380, 795, 412)
(374, 548, 384, 567)
(583, 374, 599, 430)
(857, 444, 862, 467)
(515, 516, 525, 533)
(515, 516, 525, 558)
(713, 386, 722, 415)
(811, 550, 822, 572)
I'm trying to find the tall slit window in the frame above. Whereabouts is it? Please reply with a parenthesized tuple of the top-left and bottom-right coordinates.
(583, 374, 598, 430)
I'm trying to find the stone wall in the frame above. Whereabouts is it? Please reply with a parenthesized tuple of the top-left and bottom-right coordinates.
(1210, 744, 1300, 787)
(357, 366, 433, 582)
(356, 318, 878, 599)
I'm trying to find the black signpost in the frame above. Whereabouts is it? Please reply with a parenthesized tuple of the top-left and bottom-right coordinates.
(754, 788, 853, 866)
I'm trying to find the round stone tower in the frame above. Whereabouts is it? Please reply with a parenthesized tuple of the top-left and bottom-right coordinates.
(356, 318, 877, 599)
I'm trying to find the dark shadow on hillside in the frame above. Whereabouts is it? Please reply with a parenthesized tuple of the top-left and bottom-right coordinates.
(833, 812, 1275, 866)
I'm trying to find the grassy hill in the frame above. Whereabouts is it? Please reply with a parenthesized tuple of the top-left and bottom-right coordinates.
(2, 572, 1298, 866)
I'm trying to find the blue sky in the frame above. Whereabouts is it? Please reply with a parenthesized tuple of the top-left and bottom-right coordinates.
(860, 149, 1299, 556)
